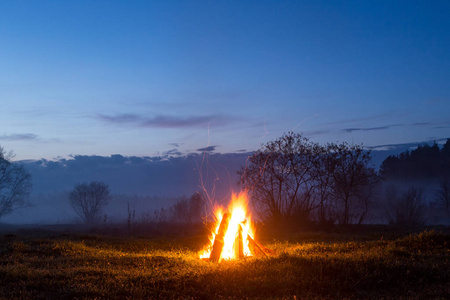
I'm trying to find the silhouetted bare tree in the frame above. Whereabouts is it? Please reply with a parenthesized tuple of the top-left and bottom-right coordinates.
(0, 146, 32, 219)
(69, 181, 111, 223)
(170, 192, 204, 223)
(238, 132, 318, 223)
(384, 186, 426, 226)
(188, 192, 204, 223)
(434, 178, 450, 215)
(326, 142, 378, 225)
(310, 143, 336, 226)
(239, 134, 378, 226)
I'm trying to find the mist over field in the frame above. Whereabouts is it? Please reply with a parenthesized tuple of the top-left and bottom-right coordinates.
(2, 152, 249, 224)
(2, 142, 448, 225)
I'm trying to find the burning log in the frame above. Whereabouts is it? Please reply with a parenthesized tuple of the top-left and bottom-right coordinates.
(236, 224, 244, 259)
(209, 213, 231, 261)
(199, 191, 276, 261)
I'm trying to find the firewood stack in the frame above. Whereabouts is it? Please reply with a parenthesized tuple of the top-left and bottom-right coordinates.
(208, 213, 275, 261)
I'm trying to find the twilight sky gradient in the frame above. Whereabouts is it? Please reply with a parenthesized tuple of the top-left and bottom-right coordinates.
(1, 1, 450, 161)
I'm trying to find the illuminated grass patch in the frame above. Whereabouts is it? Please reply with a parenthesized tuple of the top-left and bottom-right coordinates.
(0, 230, 449, 299)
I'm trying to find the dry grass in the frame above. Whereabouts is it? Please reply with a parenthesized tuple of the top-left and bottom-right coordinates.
(0, 228, 449, 299)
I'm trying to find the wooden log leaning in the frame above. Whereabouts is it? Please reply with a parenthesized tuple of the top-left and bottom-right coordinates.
(247, 234, 267, 257)
(247, 234, 276, 257)
(237, 224, 244, 259)
(209, 213, 231, 261)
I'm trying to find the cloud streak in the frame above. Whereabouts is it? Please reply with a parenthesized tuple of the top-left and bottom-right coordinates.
(0, 133, 39, 141)
(369, 137, 449, 150)
(304, 130, 331, 137)
(324, 112, 398, 126)
(343, 124, 404, 133)
(97, 113, 236, 129)
(162, 148, 183, 156)
(168, 143, 183, 147)
(342, 122, 440, 133)
(196, 145, 218, 152)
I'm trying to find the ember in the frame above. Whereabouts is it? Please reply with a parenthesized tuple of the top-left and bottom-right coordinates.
(199, 191, 274, 261)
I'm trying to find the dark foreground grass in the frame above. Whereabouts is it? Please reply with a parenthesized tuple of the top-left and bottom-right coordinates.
(0, 229, 449, 299)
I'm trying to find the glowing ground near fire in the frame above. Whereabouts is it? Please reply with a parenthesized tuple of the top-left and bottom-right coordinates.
(1, 228, 448, 299)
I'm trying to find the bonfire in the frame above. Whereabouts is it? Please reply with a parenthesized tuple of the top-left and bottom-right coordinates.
(199, 191, 274, 261)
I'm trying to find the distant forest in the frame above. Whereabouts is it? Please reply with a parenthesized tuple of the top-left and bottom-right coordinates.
(381, 139, 450, 179)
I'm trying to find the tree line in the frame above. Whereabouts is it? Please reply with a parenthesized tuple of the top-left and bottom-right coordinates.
(381, 139, 450, 180)
(380, 139, 450, 222)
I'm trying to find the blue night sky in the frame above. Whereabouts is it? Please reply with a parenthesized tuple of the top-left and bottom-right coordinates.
(1, 0, 450, 161)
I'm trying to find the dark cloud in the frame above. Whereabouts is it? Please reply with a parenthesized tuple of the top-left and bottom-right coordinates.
(369, 142, 421, 150)
(343, 122, 445, 133)
(20, 152, 250, 197)
(163, 149, 182, 156)
(196, 145, 218, 152)
(304, 130, 330, 137)
(142, 115, 212, 128)
(0, 133, 38, 141)
(168, 143, 183, 147)
(98, 114, 140, 123)
(343, 124, 403, 133)
(325, 112, 397, 126)
(97, 113, 235, 128)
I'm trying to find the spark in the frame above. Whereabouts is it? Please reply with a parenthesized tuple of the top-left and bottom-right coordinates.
(258, 121, 269, 146)
(292, 114, 320, 131)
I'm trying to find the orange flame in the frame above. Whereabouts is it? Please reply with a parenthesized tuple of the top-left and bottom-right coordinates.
(199, 191, 255, 261)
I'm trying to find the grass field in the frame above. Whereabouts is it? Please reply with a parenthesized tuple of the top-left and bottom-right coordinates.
(0, 226, 449, 299)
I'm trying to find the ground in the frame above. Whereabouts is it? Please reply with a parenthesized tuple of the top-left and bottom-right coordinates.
(0, 225, 449, 299)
